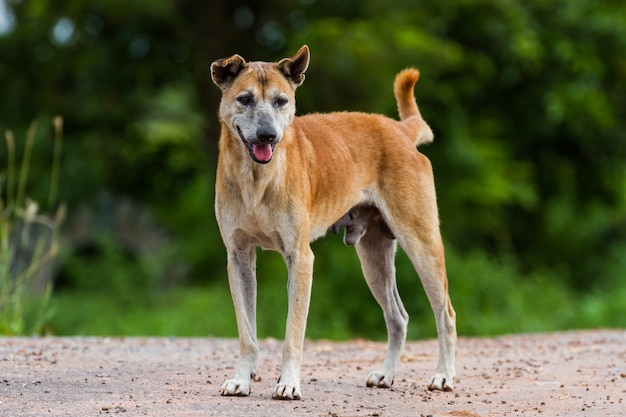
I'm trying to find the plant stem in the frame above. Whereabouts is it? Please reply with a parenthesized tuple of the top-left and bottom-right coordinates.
(48, 117, 63, 208)
(4, 130, 16, 212)
(16, 122, 38, 209)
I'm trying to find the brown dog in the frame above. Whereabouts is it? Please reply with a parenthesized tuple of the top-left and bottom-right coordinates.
(210, 45, 456, 400)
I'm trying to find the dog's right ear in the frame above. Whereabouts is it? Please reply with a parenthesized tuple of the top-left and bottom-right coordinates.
(211, 54, 248, 90)
(277, 45, 310, 88)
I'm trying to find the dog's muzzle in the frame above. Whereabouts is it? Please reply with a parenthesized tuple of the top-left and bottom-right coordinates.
(237, 125, 278, 164)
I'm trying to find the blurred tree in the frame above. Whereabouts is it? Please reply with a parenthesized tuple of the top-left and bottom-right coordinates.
(1, 0, 624, 299)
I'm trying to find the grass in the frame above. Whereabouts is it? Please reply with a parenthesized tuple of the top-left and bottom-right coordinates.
(49, 285, 238, 337)
(0, 118, 64, 335)
(48, 245, 626, 338)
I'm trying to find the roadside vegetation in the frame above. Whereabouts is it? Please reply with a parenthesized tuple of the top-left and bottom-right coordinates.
(1, 119, 64, 335)
(1, 0, 624, 337)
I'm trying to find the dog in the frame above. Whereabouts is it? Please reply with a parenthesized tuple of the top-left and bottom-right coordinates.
(210, 45, 456, 400)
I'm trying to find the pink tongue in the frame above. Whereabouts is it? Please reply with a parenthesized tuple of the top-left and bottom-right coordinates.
(252, 144, 273, 161)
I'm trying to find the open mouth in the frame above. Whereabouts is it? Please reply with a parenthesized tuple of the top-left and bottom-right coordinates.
(250, 143, 274, 163)
(237, 126, 275, 164)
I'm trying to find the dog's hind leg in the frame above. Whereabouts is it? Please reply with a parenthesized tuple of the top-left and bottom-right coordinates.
(219, 245, 260, 397)
(400, 233, 456, 391)
(383, 161, 457, 391)
(355, 219, 408, 388)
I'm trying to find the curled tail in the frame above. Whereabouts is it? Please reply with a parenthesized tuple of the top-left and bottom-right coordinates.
(393, 68, 434, 146)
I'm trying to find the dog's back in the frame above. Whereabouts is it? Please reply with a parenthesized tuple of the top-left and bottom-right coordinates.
(292, 68, 432, 156)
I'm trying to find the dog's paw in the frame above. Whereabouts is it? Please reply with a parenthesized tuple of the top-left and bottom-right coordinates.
(427, 373, 454, 391)
(219, 378, 252, 397)
(366, 370, 394, 388)
(272, 382, 301, 400)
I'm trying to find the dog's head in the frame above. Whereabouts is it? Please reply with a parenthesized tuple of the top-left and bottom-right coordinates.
(211, 45, 310, 164)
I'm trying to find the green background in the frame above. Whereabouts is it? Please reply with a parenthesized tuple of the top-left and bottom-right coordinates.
(1, 0, 625, 338)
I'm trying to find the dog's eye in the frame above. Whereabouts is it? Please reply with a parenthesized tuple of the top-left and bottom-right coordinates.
(274, 96, 288, 108)
(237, 94, 254, 106)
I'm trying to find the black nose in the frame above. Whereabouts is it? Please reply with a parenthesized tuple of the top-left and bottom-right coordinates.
(256, 126, 277, 143)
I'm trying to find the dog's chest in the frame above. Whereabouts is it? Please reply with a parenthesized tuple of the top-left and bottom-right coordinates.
(229, 212, 291, 253)
(217, 177, 297, 252)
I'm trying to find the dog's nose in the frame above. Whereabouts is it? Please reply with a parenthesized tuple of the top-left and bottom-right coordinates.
(256, 127, 277, 143)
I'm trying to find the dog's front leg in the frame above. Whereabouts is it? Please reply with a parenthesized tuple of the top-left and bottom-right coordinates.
(272, 245, 314, 400)
(220, 246, 260, 397)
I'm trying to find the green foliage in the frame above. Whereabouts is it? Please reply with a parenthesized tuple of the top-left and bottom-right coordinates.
(1, 0, 625, 337)
(60, 234, 157, 298)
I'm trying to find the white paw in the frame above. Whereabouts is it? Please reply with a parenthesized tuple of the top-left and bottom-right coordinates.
(427, 372, 454, 391)
(272, 381, 301, 400)
(219, 378, 252, 396)
(366, 370, 394, 388)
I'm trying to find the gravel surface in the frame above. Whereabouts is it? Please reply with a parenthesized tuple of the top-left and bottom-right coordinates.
(1, 330, 625, 416)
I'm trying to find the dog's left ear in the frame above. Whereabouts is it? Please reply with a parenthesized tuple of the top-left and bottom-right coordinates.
(211, 54, 248, 90)
(277, 45, 310, 88)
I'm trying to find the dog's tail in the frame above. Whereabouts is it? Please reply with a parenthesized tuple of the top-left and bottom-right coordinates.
(394, 68, 433, 146)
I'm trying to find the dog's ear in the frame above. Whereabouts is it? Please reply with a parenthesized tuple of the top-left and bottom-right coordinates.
(211, 54, 248, 90)
(276, 45, 310, 88)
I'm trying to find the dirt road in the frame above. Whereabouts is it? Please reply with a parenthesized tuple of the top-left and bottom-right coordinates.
(1, 330, 624, 416)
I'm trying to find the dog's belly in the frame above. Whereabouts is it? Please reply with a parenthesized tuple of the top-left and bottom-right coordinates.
(308, 188, 378, 243)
